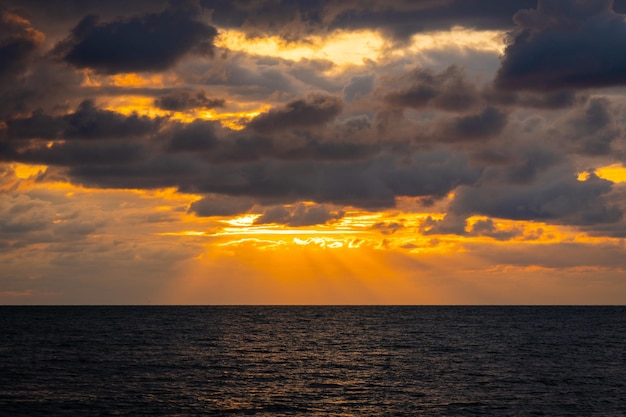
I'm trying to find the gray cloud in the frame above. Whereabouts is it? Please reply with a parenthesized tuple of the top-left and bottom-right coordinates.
(7, 100, 163, 140)
(255, 203, 344, 226)
(469, 218, 523, 240)
(48, 148, 481, 210)
(450, 167, 623, 226)
(495, 0, 626, 91)
(439, 106, 508, 142)
(560, 97, 623, 156)
(154, 91, 225, 111)
(165, 119, 219, 153)
(53, 5, 217, 74)
(0, 193, 103, 248)
(248, 93, 343, 134)
(383, 65, 585, 113)
(14, 140, 148, 167)
(202, 0, 538, 41)
(343, 75, 375, 103)
(0, 10, 44, 81)
(385, 66, 479, 112)
(188, 194, 255, 217)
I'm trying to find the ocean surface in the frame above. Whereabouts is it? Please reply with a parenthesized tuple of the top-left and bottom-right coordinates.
(0, 306, 624, 416)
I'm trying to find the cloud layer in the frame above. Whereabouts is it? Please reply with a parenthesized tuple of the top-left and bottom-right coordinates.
(1, 0, 626, 303)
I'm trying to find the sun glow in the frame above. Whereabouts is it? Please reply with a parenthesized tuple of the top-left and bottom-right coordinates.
(103, 96, 270, 130)
(596, 164, 626, 183)
(12, 163, 47, 179)
(216, 29, 385, 67)
(215, 27, 505, 69)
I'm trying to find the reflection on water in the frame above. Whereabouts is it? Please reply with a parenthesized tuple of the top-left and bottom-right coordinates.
(1, 306, 624, 416)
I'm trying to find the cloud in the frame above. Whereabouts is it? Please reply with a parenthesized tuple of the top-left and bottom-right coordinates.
(255, 203, 344, 226)
(469, 218, 523, 240)
(0, 192, 103, 248)
(343, 75, 375, 103)
(0, 10, 45, 81)
(44, 148, 480, 210)
(384, 66, 479, 112)
(485, 89, 585, 110)
(560, 97, 623, 156)
(0, 11, 84, 121)
(450, 167, 623, 226)
(203, 0, 537, 40)
(248, 93, 343, 133)
(53, 5, 217, 74)
(495, 0, 626, 90)
(154, 91, 225, 111)
(14, 140, 148, 167)
(7, 100, 162, 140)
(439, 106, 508, 142)
(421, 214, 468, 235)
(188, 194, 254, 217)
(193, 52, 299, 97)
(371, 221, 404, 235)
(329, 0, 537, 39)
(382, 65, 583, 115)
(164, 119, 219, 153)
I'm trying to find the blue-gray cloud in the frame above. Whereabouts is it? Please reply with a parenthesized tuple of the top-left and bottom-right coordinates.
(496, 0, 626, 90)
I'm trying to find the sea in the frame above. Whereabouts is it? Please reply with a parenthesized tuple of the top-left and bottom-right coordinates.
(0, 306, 624, 416)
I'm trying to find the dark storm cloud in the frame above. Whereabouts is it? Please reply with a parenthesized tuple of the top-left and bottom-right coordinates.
(495, 0, 626, 91)
(13, 140, 147, 167)
(329, 0, 538, 40)
(154, 91, 225, 111)
(255, 203, 344, 226)
(384, 66, 479, 112)
(53, 148, 480, 210)
(213, 151, 480, 208)
(382, 66, 583, 113)
(202, 0, 537, 40)
(450, 167, 623, 226)
(165, 119, 219, 152)
(2, 0, 168, 29)
(485, 89, 585, 110)
(0, 53, 83, 120)
(248, 94, 343, 133)
(188, 194, 255, 217)
(0, 10, 44, 80)
(53, 5, 217, 74)
(1, 102, 157, 168)
(6, 100, 162, 140)
(196, 52, 298, 97)
(0, 10, 84, 120)
(439, 106, 508, 142)
(176, 114, 379, 163)
(501, 149, 562, 185)
(560, 98, 623, 156)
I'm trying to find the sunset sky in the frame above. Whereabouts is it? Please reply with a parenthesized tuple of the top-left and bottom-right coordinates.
(2, 0, 626, 304)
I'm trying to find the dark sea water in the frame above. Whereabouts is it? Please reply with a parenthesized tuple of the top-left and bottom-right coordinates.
(0, 306, 624, 416)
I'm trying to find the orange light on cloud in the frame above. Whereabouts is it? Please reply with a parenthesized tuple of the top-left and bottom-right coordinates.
(596, 164, 626, 183)
(215, 27, 505, 70)
(103, 95, 270, 130)
(215, 29, 384, 67)
(11, 163, 47, 179)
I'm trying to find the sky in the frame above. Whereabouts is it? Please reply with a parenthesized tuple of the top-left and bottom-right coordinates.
(1, 0, 626, 305)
